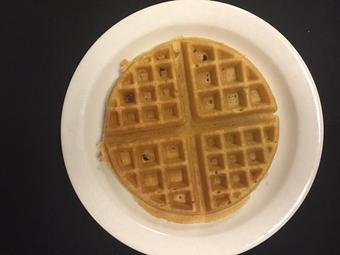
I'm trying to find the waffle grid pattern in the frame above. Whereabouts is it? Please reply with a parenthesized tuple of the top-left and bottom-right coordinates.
(184, 43, 275, 119)
(198, 122, 277, 211)
(107, 138, 198, 212)
(105, 46, 183, 132)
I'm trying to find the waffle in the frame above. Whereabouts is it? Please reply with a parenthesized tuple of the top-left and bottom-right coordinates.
(101, 37, 279, 223)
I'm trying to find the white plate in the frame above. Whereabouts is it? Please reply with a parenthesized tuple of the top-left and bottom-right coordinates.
(61, 1, 323, 254)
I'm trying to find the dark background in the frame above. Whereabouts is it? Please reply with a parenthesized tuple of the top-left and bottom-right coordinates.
(2, 0, 339, 254)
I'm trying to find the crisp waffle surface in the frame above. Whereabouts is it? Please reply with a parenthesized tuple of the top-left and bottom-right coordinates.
(101, 37, 279, 223)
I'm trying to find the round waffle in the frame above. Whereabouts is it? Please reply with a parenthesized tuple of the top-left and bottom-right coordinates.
(100, 37, 279, 223)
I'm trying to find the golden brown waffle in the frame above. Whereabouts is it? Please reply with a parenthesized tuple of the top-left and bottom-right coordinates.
(101, 37, 279, 223)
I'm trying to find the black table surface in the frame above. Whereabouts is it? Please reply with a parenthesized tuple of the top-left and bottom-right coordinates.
(2, 0, 339, 254)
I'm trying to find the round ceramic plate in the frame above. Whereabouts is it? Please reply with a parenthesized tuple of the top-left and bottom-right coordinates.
(61, 1, 323, 254)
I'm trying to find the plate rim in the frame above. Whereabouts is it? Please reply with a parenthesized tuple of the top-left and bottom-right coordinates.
(61, 1, 324, 254)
